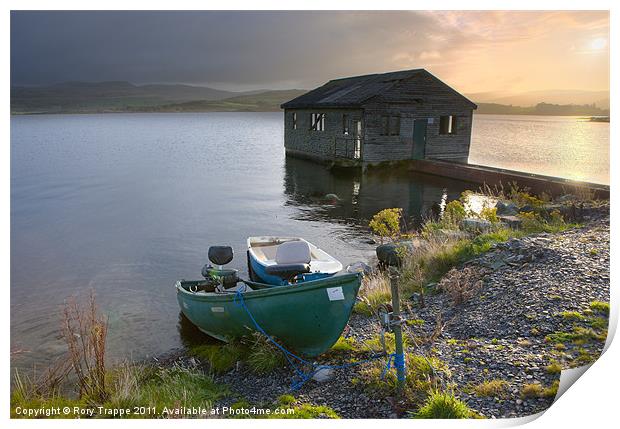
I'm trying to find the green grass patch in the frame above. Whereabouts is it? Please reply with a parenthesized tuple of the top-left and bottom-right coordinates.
(545, 326, 607, 345)
(412, 391, 477, 419)
(472, 379, 510, 398)
(329, 336, 359, 354)
(521, 381, 559, 399)
(246, 335, 287, 375)
(558, 311, 586, 321)
(12, 363, 229, 418)
(545, 360, 563, 374)
(189, 343, 247, 374)
(590, 301, 610, 316)
(270, 403, 340, 419)
(359, 350, 451, 409)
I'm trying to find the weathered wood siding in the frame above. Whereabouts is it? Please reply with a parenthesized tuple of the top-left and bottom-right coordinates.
(283, 108, 363, 162)
(362, 72, 474, 164)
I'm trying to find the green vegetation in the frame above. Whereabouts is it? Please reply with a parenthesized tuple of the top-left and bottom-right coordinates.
(369, 208, 403, 243)
(271, 403, 340, 419)
(590, 301, 610, 316)
(472, 379, 510, 398)
(520, 380, 559, 399)
(358, 189, 580, 316)
(189, 343, 246, 374)
(246, 335, 287, 375)
(559, 311, 586, 321)
(412, 391, 478, 419)
(358, 348, 452, 411)
(12, 363, 227, 418)
(189, 333, 287, 375)
(545, 326, 607, 345)
(354, 272, 392, 316)
(329, 336, 359, 355)
(545, 360, 563, 374)
(479, 207, 499, 223)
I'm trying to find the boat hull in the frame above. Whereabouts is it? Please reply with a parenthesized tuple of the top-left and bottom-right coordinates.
(176, 273, 361, 357)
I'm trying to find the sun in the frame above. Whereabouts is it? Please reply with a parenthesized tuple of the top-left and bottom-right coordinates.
(590, 38, 607, 50)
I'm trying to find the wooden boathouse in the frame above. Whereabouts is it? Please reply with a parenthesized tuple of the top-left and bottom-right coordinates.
(281, 68, 477, 166)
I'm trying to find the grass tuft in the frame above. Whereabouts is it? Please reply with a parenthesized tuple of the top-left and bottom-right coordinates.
(545, 360, 563, 374)
(521, 381, 559, 399)
(589, 301, 610, 316)
(246, 334, 287, 375)
(189, 342, 246, 374)
(472, 379, 510, 398)
(412, 391, 476, 419)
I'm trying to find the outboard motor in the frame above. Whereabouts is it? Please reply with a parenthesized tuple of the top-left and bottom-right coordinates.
(201, 246, 239, 290)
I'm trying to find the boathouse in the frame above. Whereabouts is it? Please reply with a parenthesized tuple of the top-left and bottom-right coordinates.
(281, 69, 477, 166)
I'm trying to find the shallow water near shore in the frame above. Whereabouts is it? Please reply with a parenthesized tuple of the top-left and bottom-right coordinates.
(10, 112, 609, 371)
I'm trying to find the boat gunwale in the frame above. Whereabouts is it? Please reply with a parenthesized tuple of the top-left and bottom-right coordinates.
(176, 272, 361, 303)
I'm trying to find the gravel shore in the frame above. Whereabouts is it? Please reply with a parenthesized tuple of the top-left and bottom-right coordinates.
(168, 206, 610, 419)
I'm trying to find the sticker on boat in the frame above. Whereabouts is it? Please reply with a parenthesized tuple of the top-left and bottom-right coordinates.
(211, 307, 225, 313)
(326, 287, 345, 301)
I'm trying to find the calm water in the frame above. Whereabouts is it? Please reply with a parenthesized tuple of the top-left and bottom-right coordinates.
(10, 113, 609, 370)
(470, 114, 609, 185)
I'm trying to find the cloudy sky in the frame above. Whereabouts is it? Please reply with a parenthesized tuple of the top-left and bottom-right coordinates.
(11, 10, 609, 94)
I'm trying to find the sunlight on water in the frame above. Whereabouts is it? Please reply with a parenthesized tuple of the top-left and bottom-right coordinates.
(470, 115, 609, 185)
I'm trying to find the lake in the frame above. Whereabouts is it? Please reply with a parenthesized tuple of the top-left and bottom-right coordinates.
(10, 113, 609, 370)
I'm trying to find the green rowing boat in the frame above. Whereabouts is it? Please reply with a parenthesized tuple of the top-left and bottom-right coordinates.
(176, 272, 362, 357)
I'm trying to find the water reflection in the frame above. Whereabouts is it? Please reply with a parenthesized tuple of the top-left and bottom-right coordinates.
(283, 156, 473, 230)
(177, 312, 221, 349)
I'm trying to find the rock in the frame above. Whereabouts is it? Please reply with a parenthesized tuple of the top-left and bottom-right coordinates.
(496, 200, 519, 216)
(498, 215, 522, 229)
(376, 243, 402, 267)
(461, 218, 492, 232)
(312, 367, 335, 383)
(557, 194, 577, 202)
(434, 228, 470, 241)
(347, 261, 372, 275)
(519, 204, 534, 213)
(375, 240, 419, 266)
(324, 193, 341, 202)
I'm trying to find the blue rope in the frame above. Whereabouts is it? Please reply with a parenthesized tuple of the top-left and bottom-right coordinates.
(233, 287, 391, 390)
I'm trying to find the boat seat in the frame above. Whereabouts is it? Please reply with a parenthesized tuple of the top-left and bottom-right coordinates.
(275, 241, 312, 265)
(265, 263, 311, 281)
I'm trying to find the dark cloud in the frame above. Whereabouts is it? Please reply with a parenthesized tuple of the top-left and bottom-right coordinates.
(10, 11, 609, 92)
(10, 11, 454, 88)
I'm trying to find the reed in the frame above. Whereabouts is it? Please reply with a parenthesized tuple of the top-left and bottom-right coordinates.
(61, 291, 109, 401)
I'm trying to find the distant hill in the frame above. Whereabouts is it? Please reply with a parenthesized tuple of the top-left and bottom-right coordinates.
(466, 89, 609, 110)
(10, 81, 264, 114)
(10, 80, 610, 116)
(475, 102, 609, 116)
(131, 90, 308, 112)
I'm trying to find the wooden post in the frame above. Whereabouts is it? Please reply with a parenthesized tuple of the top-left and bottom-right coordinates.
(389, 267, 406, 394)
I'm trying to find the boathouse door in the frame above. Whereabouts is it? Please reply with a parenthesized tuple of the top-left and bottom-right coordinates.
(412, 119, 427, 159)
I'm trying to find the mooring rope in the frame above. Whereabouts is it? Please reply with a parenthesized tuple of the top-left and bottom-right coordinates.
(233, 286, 402, 390)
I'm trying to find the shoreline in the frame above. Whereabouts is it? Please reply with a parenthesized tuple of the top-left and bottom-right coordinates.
(10, 194, 611, 419)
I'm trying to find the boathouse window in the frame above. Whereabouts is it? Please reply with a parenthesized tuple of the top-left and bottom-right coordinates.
(342, 114, 350, 135)
(390, 115, 400, 136)
(381, 115, 400, 136)
(310, 113, 325, 131)
(439, 115, 457, 135)
(292, 112, 297, 130)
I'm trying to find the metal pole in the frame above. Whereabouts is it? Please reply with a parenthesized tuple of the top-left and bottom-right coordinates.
(389, 267, 406, 394)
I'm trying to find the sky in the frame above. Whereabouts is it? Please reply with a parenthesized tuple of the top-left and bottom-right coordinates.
(10, 10, 609, 94)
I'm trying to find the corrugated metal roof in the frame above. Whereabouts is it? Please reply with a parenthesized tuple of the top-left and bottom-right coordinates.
(280, 68, 476, 109)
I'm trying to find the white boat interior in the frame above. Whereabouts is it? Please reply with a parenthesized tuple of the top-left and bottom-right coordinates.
(248, 237, 343, 274)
